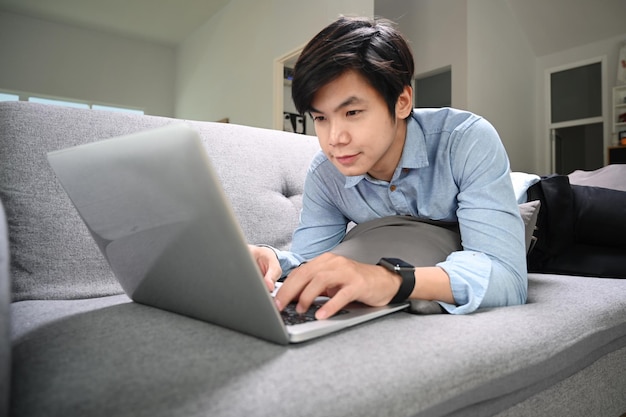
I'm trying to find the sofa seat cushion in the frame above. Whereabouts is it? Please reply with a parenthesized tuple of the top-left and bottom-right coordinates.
(10, 273, 626, 417)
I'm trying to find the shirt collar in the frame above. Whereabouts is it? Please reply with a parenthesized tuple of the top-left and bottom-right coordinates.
(344, 116, 429, 188)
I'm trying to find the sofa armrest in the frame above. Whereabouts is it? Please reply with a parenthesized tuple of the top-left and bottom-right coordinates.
(0, 198, 10, 417)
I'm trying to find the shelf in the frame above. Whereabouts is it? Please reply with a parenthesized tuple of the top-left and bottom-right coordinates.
(613, 86, 626, 143)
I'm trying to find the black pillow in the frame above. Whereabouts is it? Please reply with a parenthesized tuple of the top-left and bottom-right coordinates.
(572, 185, 626, 247)
(527, 175, 626, 279)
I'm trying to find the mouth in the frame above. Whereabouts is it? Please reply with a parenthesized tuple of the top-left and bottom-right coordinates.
(333, 153, 360, 166)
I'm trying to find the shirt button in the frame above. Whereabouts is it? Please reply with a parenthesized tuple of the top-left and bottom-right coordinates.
(402, 168, 409, 174)
(390, 185, 397, 191)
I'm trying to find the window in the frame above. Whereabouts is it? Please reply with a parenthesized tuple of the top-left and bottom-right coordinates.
(0, 93, 19, 102)
(0, 90, 144, 115)
(29, 97, 90, 109)
(550, 62, 601, 123)
(92, 104, 144, 115)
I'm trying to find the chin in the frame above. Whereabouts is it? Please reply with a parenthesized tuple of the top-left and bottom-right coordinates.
(334, 165, 367, 177)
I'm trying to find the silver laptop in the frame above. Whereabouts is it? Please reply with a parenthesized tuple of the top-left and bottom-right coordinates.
(47, 124, 409, 344)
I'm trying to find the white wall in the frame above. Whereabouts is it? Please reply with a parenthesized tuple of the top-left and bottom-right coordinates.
(175, 0, 374, 127)
(376, 0, 469, 109)
(3, 3, 623, 174)
(377, 0, 535, 172)
(533, 34, 626, 174)
(467, 0, 536, 173)
(0, 11, 176, 116)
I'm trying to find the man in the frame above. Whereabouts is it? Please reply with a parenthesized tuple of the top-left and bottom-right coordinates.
(250, 16, 527, 319)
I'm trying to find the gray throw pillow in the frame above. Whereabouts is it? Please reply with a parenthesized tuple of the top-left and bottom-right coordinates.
(519, 200, 541, 253)
(329, 204, 540, 314)
(331, 216, 461, 315)
(331, 202, 540, 266)
(331, 216, 461, 266)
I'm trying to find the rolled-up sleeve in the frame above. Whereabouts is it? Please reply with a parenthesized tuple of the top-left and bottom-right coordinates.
(437, 117, 527, 314)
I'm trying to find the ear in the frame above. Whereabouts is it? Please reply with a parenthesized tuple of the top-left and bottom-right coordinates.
(395, 85, 413, 120)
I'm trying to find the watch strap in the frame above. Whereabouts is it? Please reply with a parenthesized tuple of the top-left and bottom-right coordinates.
(390, 268, 415, 304)
(378, 258, 416, 304)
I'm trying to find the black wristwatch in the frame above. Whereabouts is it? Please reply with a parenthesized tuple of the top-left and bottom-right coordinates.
(377, 258, 416, 304)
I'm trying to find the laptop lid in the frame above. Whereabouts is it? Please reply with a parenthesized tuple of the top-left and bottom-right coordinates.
(47, 124, 407, 344)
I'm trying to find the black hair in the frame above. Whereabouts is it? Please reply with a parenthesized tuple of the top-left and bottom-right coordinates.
(291, 16, 414, 119)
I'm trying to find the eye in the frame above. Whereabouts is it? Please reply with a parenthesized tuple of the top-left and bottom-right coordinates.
(346, 110, 362, 117)
(312, 115, 326, 122)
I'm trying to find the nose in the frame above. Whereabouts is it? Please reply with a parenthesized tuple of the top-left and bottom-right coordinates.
(328, 120, 349, 147)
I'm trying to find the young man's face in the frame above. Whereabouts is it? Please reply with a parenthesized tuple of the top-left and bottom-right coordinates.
(309, 70, 412, 181)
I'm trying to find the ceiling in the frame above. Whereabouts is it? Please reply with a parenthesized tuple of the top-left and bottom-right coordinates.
(507, 0, 626, 56)
(0, 0, 624, 54)
(0, 0, 231, 46)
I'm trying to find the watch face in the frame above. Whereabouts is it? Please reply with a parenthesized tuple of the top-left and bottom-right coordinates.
(382, 258, 413, 269)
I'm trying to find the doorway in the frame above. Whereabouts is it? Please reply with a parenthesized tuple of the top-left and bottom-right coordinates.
(273, 46, 315, 135)
(415, 67, 451, 108)
(553, 123, 604, 174)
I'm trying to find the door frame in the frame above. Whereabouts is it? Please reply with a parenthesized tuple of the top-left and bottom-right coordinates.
(273, 45, 304, 131)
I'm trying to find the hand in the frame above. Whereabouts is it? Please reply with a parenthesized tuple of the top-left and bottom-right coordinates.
(274, 253, 401, 320)
(248, 245, 282, 291)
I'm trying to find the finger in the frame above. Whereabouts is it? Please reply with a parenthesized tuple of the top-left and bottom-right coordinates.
(262, 262, 282, 292)
(316, 288, 354, 320)
(275, 264, 310, 311)
(294, 269, 335, 314)
(292, 255, 349, 314)
(249, 245, 282, 292)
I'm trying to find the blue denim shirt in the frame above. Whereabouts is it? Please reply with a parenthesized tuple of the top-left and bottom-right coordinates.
(274, 108, 527, 314)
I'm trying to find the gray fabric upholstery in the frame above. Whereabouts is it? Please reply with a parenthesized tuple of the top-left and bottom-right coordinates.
(494, 345, 626, 417)
(0, 199, 10, 417)
(0, 103, 170, 300)
(518, 200, 540, 253)
(10, 274, 626, 417)
(5, 102, 626, 417)
(0, 102, 319, 301)
(331, 216, 461, 265)
(188, 121, 320, 251)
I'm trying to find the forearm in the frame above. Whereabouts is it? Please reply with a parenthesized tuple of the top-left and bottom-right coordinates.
(377, 264, 454, 305)
(410, 266, 455, 304)
(437, 250, 527, 314)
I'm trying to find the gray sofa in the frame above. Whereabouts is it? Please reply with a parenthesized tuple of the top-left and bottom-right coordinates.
(2, 101, 626, 417)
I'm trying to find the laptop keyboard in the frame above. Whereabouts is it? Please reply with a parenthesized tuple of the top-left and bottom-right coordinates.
(281, 303, 349, 325)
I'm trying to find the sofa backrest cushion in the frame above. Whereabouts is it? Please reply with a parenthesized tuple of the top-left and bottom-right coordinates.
(187, 121, 320, 252)
(0, 102, 319, 301)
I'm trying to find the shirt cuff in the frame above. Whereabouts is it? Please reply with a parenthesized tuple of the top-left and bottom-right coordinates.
(436, 251, 492, 314)
(257, 245, 306, 277)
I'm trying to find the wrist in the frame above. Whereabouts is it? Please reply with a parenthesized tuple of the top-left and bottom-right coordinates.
(377, 265, 402, 300)
(377, 258, 416, 304)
